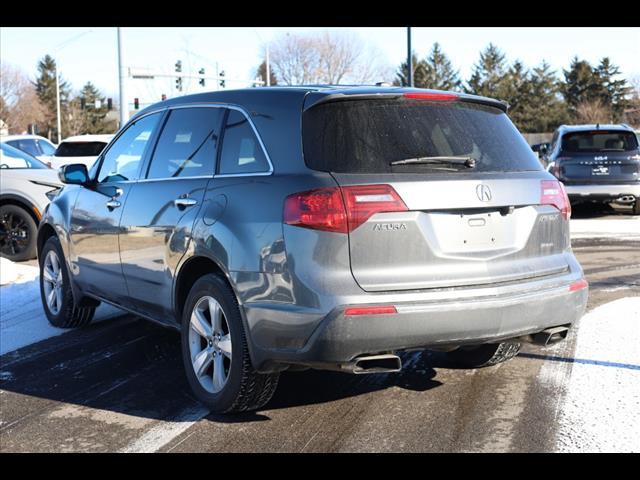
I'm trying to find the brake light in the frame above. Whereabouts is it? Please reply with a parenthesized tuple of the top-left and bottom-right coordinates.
(284, 187, 348, 233)
(344, 306, 397, 316)
(569, 279, 588, 292)
(284, 184, 407, 233)
(403, 92, 459, 101)
(540, 180, 571, 220)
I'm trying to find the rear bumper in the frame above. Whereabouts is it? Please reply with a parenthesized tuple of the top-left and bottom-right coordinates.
(564, 183, 640, 201)
(246, 272, 589, 370)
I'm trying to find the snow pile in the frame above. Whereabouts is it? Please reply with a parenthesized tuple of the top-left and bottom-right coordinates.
(0, 257, 39, 286)
(552, 297, 640, 452)
(1, 258, 123, 355)
(571, 217, 640, 239)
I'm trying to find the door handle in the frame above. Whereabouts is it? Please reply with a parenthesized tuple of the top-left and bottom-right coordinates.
(106, 199, 121, 210)
(174, 197, 198, 209)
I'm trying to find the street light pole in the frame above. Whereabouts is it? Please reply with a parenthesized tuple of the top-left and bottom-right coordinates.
(407, 27, 413, 88)
(55, 69, 61, 144)
(266, 42, 271, 87)
(117, 27, 128, 128)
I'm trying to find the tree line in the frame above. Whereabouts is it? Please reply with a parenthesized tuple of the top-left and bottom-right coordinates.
(1, 55, 117, 140)
(394, 43, 636, 132)
(255, 34, 639, 133)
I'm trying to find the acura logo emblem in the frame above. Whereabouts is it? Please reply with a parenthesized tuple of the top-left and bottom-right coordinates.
(476, 184, 492, 202)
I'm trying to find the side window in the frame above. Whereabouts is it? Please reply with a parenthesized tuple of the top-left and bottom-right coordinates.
(218, 109, 270, 175)
(8, 139, 39, 157)
(146, 107, 222, 180)
(38, 140, 56, 156)
(98, 113, 161, 183)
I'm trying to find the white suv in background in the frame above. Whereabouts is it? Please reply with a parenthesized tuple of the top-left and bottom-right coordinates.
(49, 134, 114, 170)
(0, 134, 57, 164)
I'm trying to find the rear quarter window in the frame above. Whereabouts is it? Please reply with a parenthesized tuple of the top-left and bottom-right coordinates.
(302, 99, 542, 174)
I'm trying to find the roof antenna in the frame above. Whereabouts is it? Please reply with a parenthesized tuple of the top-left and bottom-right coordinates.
(596, 123, 600, 130)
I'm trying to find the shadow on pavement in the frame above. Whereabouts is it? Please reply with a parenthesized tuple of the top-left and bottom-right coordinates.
(0, 317, 446, 424)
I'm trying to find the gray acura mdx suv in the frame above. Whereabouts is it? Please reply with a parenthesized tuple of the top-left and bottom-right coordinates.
(38, 86, 588, 413)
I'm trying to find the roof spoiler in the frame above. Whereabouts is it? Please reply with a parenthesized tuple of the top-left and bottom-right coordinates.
(303, 91, 509, 113)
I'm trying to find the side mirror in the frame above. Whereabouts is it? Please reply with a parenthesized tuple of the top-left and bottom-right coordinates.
(59, 163, 89, 185)
(539, 143, 550, 155)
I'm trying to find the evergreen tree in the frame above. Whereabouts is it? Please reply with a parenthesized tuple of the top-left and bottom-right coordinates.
(500, 60, 531, 131)
(394, 53, 429, 87)
(594, 57, 632, 122)
(255, 60, 278, 86)
(78, 82, 113, 134)
(422, 43, 462, 91)
(527, 61, 570, 132)
(33, 55, 70, 140)
(561, 57, 601, 119)
(466, 43, 509, 99)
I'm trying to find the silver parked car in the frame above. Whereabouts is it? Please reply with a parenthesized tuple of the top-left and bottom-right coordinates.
(38, 86, 588, 413)
(0, 143, 61, 261)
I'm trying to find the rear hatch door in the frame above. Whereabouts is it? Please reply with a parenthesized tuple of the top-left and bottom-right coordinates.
(303, 94, 570, 292)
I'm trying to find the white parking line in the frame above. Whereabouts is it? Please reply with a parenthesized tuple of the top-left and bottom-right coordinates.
(119, 405, 210, 453)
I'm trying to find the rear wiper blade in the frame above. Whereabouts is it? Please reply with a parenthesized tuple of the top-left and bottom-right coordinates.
(390, 156, 476, 168)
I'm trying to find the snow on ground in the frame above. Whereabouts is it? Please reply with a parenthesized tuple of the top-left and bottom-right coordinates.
(0, 258, 123, 356)
(544, 297, 640, 452)
(570, 216, 640, 239)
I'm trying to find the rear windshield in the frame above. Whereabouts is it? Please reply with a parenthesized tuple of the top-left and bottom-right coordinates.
(55, 141, 107, 157)
(302, 99, 542, 174)
(561, 131, 639, 153)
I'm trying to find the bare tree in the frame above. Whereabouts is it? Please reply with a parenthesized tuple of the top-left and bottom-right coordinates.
(64, 99, 88, 137)
(269, 30, 392, 86)
(1, 63, 48, 134)
(576, 99, 613, 124)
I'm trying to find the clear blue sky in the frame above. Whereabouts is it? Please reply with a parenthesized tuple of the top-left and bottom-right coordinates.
(2, 27, 638, 109)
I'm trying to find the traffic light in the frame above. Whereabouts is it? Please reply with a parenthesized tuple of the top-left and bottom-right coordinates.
(80, 98, 86, 110)
(219, 70, 225, 89)
(175, 60, 183, 92)
(107, 98, 113, 110)
(199, 68, 205, 87)
(134, 98, 139, 110)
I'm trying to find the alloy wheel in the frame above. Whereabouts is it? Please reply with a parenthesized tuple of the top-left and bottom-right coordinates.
(188, 296, 232, 393)
(42, 250, 63, 315)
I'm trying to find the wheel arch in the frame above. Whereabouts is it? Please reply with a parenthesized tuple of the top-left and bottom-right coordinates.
(0, 195, 41, 226)
(173, 254, 264, 371)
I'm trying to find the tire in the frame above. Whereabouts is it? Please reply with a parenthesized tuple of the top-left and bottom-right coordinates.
(446, 342, 521, 368)
(39, 236, 95, 328)
(181, 273, 279, 413)
(0, 204, 38, 261)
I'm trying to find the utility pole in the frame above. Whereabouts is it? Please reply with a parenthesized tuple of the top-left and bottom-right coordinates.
(117, 27, 128, 128)
(265, 43, 271, 87)
(55, 72, 61, 144)
(407, 27, 413, 88)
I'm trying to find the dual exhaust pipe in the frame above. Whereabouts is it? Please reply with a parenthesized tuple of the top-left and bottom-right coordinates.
(615, 195, 636, 204)
(333, 326, 571, 374)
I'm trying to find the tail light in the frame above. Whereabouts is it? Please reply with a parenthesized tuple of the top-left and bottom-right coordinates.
(569, 279, 588, 292)
(403, 92, 459, 101)
(284, 184, 407, 233)
(540, 180, 571, 220)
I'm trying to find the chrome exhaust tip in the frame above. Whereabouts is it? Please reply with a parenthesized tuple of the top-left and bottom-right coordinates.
(532, 326, 570, 346)
(615, 195, 636, 205)
(343, 354, 402, 374)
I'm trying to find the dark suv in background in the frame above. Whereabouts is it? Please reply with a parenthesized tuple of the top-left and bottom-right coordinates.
(38, 86, 588, 413)
(544, 124, 640, 214)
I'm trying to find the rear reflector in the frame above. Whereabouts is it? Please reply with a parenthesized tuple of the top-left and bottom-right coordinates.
(540, 180, 571, 220)
(284, 184, 407, 233)
(344, 306, 397, 316)
(569, 279, 589, 292)
(403, 92, 459, 101)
